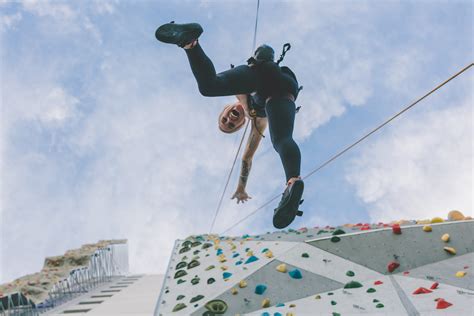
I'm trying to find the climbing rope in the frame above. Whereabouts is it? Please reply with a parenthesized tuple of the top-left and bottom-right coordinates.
(209, 0, 262, 234)
(220, 62, 473, 235)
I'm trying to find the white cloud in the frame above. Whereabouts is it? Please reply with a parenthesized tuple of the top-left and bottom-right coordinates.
(22, 0, 76, 20)
(346, 96, 473, 221)
(0, 12, 22, 31)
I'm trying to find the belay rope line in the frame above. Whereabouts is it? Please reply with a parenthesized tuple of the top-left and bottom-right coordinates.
(209, 0, 261, 233)
(219, 62, 473, 235)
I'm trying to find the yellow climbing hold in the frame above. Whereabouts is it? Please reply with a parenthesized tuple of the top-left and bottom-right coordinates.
(423, 225, 432, 232)
(448, 210, 465, 221)
(315, 295, 321, 299)
(218, 254, 227, 262)
(441, 234, 450, 242)
(443, 247, 456, 255)
(431, 217, 444, 223)
(230, 244, 237, 250)
(231, 288, 238, 295)
(247, 250, 254, 257)
(456, 271, 467, 277)
(416, 219, 431, 225)
(262, 298, 270, 308)
(239, 280, 247, 288)
(286, 313, 294, 316)
(276, 263, 287, 273)
(265, 250, 274, 258)
(220, 265, 228, 271)
(289, 304, 296, 308)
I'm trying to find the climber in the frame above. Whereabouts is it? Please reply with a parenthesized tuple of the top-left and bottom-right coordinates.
(155, 21, 304, 229)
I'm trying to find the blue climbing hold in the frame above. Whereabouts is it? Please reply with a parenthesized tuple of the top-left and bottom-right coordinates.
(223, 272, 232, 279)
(276, 303, 285, 307)
(233, 253, 240, 258)
(274, 313, 282, 316)
(245, 256, 259, 264)
(261, 313, 270, 316)
(216, 249, 223, 255)
(255, 284, 267, 295)
(261, 248, 269, 253)
(289, 269, 303, 279)
(235, 260, 243, 265)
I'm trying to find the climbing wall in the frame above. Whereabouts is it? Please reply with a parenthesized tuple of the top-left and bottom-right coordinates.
(155, 212, 474, 315)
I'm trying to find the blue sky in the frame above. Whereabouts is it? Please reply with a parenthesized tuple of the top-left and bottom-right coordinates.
(0, 0, 472, 283)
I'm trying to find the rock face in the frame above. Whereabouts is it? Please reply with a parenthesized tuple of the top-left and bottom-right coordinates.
(156, 215, 473, 315)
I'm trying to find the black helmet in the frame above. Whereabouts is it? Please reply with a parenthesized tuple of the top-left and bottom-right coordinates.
(253, 44, 274, 62)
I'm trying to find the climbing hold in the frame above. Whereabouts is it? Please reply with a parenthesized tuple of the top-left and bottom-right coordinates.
(430, 282, 439, 289)
(177, 279, 186, 284)
(431, 217, 444, 223)
(301, 253, 309, 258)
(205, 265, 215, 271)
(327, 292, 334, 296)
(261, 298, 270, 308)
(443, 247, 456, 255)
(392, 224, 402, 234)
(193, 250, 200, 255)
(220, 265, 228, 271)
(330, 236, 341, 243)
(261, 248, 269, 253)
(413, 287, 432, 294)
(331, 300, 337, 305)
(179, 246, 190, 254)
(207, 278, 215, 284)
(346, 270, 355, 277)
(276, 303, 285, 307)
(247, 250, 254, 256)
(422, 225, 432, 232)
(204, 299, 228, 314)
(187, 260, 200, 269)
(289, 269, 302, 279)
(315, 295, 321, 299)
(276, 263, 287, 273)
(374, 280, 383, 285)
(274, 313, 282, 316)
(191, 276, 200, 285)
(366, 288, 376, 293)
(289, 304, 296, 307)
(223, 272, 232, 279)
(436, 298, 452, 309)
(202, 243, 212, 249)
(373, 299, 379, 303)
(455, 271, 466, 277)
(387, 261, 400, 273)
(177, 295, 185, 300)
(190, 295, 204, 303)
(332, 313, 341, 316)
(176, 261, 187, 270)
(416, 219, 431, 224)
(375, 303, 384, 308)
(261, 313, 270, 316)
(191, 241, 202, 247)
(231, 288, 238, 295)
(174, 270, 187, 279)
(255, 284, 267, 295)
(218, 254, 227, 263)
(216, 249, 223, 255)
(403, 271, 410, 275)
(332, 229, 346, 235)
(172, 303, 187, 312)
(235, 260, 243, 265)
(245, 256, 259, 264)
(344, 281, 363, 289)
(239, 280, 247, 288)
(448, 210, 465, 221)
(265, 251, 274, 258)
(233, 253, 240, 258)
(441, 234, 450, 242)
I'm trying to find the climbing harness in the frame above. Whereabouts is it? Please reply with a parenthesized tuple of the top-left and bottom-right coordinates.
(219, 62, 474, 235)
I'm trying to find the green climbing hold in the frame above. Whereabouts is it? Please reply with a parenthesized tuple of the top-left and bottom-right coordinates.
(179, 246, 190, 254)
(330, 236, 341, 243)
(344, 281, 363, 289)
(176, 261, 187, 270)
(190, 295, 204, 303)
(182, 240, 192, 248)
(331, 300, 337, 305)
(373, 299, 379, 303)
(207, 278, 215, 284)
(191, 276, 200, 285)
(172, 303, 187, 312)
(376, 303, 384, 308)
(328, 292, 334, 296)
(174, 270, 187, 279)
(177, 279, 186, 284)
(193, 250, 200, 255)
(205, 265, 215, 271)
(204, 299, 228, 314)
(187, 260, 200, 269)
(202, 243, 213, 249)
(302, 253, 309, 258)
(332, 313, 341, 316)
(176, 295, 185, 300)
(367, 288, 376, 293)
(346, 270, 355, 277)
(191, 241, 202, 247)
(332, 229, 346, 235)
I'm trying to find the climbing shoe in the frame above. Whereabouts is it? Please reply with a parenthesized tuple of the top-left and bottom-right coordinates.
(273, 179, 304, 229)
(155, 21, 203, 47)
(247, 44, 274, 65)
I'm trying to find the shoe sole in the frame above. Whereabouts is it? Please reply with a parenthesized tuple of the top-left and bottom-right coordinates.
(155, 22, 203, 47)
(273, 180, 304, 229)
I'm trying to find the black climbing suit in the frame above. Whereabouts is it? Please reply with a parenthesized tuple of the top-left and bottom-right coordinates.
(185, 43, 301, 181)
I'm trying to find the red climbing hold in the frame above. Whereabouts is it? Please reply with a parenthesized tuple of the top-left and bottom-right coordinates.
(413, 287, 433, 294)
(430, 282, 439, 290)
(392, 224, 401, 234)
(387, 261, 400, 273)
(360, 225, 370, 231)
(403, 271, 410, 275)
(436, 299, 453, 309)
(374, 280, 383, 285)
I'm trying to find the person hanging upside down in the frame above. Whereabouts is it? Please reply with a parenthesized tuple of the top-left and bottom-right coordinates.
(155, 22, 304, 229)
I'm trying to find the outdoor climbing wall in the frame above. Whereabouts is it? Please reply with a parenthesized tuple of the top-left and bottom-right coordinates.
(155, 212, 473, 315)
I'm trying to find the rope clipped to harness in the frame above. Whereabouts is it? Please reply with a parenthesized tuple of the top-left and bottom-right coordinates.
(276, 43, 291, 65)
